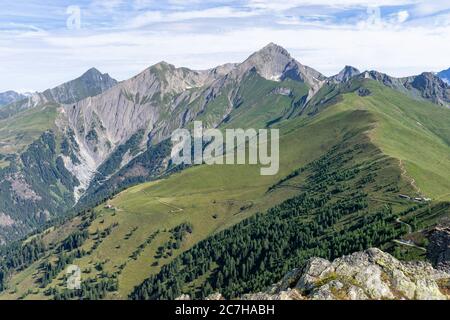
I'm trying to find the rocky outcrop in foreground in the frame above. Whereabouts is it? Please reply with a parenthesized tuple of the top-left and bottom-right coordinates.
(427, 225, 450, 273)
(243, 248, 450, 300)
(187, 248, 450, 300)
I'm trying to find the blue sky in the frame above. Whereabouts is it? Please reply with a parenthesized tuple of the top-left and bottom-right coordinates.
(0, 0, 449, 92)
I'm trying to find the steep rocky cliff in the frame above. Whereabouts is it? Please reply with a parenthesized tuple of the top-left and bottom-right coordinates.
(42, 68, 117, 104)
(58, 43, 325, 204)
(329, 66, 361, 83)
(427, 225, 450, 273)
(360, 71, 450, 107)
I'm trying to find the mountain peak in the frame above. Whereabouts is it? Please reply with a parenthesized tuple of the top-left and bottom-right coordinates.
(151, 61, 176, 72)
(83, 67, 101, 75)
(80, 67, 114, 81)
(256, 42, 291, 58)
(41, 68, 118, 104)
(248, 43, 293, 68)
(343, 65, 360, 73)
(330, 65, 361, 82)
(239, 43, 324, 86)
(154, 61, 171, 67)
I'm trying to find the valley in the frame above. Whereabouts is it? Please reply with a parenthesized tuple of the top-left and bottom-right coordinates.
(0, 44, 449, 300)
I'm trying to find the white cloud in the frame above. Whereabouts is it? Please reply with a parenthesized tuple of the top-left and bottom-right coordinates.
(90, 0, 124, 11)
(413, 0, 450, 15)
(127, 6, 259, 28)
(0, 0, 449, 91)
(246, 0, 420, 11)
(133, 0, 155, 9)
(397, 10, 409, 23)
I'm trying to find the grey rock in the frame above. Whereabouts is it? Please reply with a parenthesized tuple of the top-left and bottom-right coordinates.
(329, 66, 361, 83)
(43, 68, 117, 104)
(242, 288, 303, 300)
(238, 43, 325, 87)
(240, 248, 450, 300)
(296, 257, 333, 291)
(205, 293, 224, 300)
(427, 225, 450, 273)
(360, 70, 450, 107)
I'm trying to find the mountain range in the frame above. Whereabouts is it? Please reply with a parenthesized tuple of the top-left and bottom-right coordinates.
(0, 43, 449, 300)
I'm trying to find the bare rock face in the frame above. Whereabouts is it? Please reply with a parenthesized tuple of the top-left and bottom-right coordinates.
(409, 72, 450, 107)
(242, 289, 304, 300)
(55, 43, 328, 202)
(57, 62, 218, 198)
(238, 43, 325, 86)
(175, 293, 225, 300)
(329, 66, 361, 83)
(360, 70, 450, 107)
(205, 293, 224, 300)
(0, 91, 25, 106)
(42, 68, 117, 104)
(427, 225, 450, 273)
(0, 68, 117, 121)
(0, 213, 15, 227)
(242, 248, 450, 300)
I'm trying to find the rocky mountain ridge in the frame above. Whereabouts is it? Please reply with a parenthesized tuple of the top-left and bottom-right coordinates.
(0, 91, 26, 107)
(361, 70, 450, 107)
(57, 43, 327, 203)
(427, 224, 450, 273)
(0, 68, 117, 120)
(42, 68, 118, 105)
(329, 65, 361, 83)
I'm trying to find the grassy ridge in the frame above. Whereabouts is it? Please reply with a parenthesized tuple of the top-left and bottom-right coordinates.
(1, 100, 376, 299)
(0, 103, 59, 158)
(334, 80, 450, 200)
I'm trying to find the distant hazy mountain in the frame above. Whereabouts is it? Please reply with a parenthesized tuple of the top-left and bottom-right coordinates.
(41, 67, 118, 104)
(438, 68, 450, 84)
(0, 68, 117, 121)
(0, 91, 26, 106)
